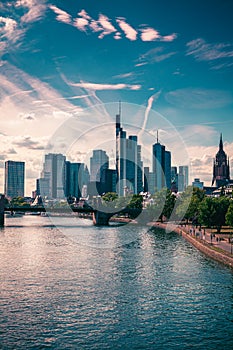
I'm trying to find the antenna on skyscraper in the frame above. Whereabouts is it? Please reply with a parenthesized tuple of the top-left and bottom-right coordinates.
(157, 129, 159, 143)
(119, 100, 121, 117)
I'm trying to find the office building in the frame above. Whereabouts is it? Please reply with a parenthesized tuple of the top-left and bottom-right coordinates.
(4, 160, 25, 198)
(41, 153, 66, 199)
(179, 166, 189, 190)
(116, 106, 143, 195)
(152, 135, 171, 191)
(90, 150, 109, 182)
(65, 162, 86, 199)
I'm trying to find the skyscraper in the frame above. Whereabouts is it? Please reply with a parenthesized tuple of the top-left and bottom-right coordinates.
(65, 162, 85, 199)
(212, 134, 230, 187)
(90, 150, 109, 182)
(152, 136, 171, 191)
(179, 166, 189, 191)
(116, 105, 143, 195)
(41, 153, 66, 199)
(4, 161, 25, 198)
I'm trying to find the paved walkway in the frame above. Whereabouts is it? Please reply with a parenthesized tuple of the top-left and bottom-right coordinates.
(179, 224, 233, 255)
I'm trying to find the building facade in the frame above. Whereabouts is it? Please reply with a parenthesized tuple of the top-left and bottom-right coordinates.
(90, 150, 109, 182)
(40, 153, 66, 199)
(152, 141, 171, 191)
(4, 160, 25, 199)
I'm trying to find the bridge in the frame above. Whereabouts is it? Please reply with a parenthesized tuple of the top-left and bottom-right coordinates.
(0, 195, 142, 227)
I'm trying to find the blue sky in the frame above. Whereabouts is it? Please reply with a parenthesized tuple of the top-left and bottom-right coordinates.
(1, 0, 233, 194)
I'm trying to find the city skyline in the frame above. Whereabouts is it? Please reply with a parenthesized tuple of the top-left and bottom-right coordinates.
(0, 1, 233, 195)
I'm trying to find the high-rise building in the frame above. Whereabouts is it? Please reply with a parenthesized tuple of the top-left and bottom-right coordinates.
(212, 134, 230, 187)
(152, 136, 171, 191)
(65, 162, 85, 199)
(4, 160, 25, 198)
(41, 153, 66, 199)
(179, 166, 189, 190)
(36, 178, 49, 198)
(90, 150, 109, 182)
(116, 106, 143, 195)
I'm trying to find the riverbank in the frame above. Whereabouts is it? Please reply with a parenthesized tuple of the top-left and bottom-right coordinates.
(151, 222, 233, 269)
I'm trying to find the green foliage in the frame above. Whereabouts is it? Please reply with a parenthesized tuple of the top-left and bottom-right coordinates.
(10, 197, 30, 208)
(199, 196, 230, 233)
(127, 194, 143, 209)
(225, 201, 233, 228)
(147, 188, 176, 222)
(176, 186, 205, 222)
(102, 192, 118, 202)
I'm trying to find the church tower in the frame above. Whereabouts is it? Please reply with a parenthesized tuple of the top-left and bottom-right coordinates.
(212, 133, 230, 187)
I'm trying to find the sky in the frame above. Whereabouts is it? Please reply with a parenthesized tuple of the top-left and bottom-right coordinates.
(1, 0, 233, 195)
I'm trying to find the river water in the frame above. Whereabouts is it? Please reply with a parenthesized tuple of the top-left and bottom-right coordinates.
(0, 215, 233, 349)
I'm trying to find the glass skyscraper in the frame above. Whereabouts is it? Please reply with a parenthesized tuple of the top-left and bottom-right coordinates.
(4, 160, 25, 199)
(116, 109, 143, 196)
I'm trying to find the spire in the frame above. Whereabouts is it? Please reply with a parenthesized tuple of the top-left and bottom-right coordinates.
(219, 133, 223, 150)
(119, 100, 121, 117)
(157, 129, 159, 143)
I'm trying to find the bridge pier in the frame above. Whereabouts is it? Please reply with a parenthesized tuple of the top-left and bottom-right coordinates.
(0, 195, 5, 227)
(92, 211, 112, 226)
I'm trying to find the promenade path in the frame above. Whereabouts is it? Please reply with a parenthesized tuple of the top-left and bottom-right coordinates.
(178, 224, 233, 255)
(151, 221, 233, 268)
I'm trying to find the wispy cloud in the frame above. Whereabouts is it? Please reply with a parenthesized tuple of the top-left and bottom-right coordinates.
(113, 72, 134, 79)
(136, 47, 177, 66)
(165, 88, 233, 109)
(0, 16, 22, 42)
(69, 81, 141, 91)
(116, 18, 137, 41)
(13, 136, 47, 150)
(49, 5, 72, 25)
(140, 91, 162, 135)
(186, 38, 233, 62)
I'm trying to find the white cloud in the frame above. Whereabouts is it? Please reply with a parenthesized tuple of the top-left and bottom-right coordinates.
(140, 28, 160, 41)
(69, 81, 141, 91)
(73, 17, 89, 31)
(97, 14, 117, 39)
(116, 18, 137, 41)
(49, 6, 177, 43)
(0, 17, 20, 42)
(49, 5, 72, 24)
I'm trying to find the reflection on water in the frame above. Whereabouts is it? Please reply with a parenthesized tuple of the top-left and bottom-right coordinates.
(0, 215, 233, 349)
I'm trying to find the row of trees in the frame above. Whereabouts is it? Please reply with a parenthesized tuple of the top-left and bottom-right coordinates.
(149, 187, 233, 233)
(101, 187, 233, 233)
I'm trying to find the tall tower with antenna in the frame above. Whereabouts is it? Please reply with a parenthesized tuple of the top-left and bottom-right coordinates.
(115, 102, 143, 195)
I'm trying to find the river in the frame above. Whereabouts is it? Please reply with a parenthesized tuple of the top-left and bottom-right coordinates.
(0, 215, 233, 349)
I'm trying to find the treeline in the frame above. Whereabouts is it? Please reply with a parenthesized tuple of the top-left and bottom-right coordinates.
(146, 187, 233, 233)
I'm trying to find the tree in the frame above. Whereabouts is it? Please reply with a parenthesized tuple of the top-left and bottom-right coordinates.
(162, 189, 176, 220)
(225, 201, 233, 228)
(175, 186, 205, 223)
(199, 196, 230, 233)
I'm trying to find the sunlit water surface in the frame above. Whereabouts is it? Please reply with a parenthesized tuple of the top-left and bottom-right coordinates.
(0, 215, 233, 349)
